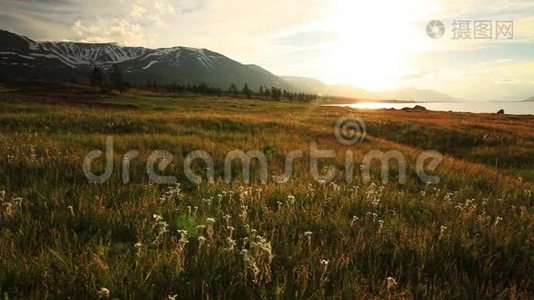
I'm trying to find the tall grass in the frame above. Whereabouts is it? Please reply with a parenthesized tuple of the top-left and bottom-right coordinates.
(0, 89, 532, 298)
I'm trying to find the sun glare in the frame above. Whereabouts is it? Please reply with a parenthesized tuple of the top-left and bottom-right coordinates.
(319, 0, 438, 91)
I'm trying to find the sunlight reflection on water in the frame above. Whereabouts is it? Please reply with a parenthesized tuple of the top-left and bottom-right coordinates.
(326, 102, 534, 115)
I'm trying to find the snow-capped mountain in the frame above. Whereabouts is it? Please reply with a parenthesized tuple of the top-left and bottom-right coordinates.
(0, 30, 289, 90)
(39, 42, 149, 68)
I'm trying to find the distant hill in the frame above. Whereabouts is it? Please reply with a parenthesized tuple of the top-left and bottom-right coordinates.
(376, 88, 460, 102)
(281, 76, 327, 94)
(523, 96, 534, 102)
(282, 76, 459, 101)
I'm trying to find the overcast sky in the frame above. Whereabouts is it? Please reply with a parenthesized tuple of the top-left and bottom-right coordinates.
(1, 0, 533, 100)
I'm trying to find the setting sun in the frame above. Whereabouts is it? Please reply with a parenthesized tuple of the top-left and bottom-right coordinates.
(317, 0, 438, 91)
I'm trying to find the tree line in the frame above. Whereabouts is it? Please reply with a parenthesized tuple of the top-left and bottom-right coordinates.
(90, 65, 318, 102)
(89, 64, 127, 93)
(157, 82, 317, 102)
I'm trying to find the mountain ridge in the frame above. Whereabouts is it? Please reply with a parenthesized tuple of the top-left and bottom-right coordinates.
(0, 29, 290, 90)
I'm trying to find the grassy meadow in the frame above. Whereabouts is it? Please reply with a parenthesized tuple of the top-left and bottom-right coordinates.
(0, 83, 532, 299)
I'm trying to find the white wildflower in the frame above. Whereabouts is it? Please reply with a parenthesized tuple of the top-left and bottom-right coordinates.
(226, 237, 236, 251)
(439, 226, 448, 240)
(287, 195, 296, 206)
(378, 220, 385, 232)
(177, 230, 189, 248)
(351, 215, 359, 227)
(227, 226, 235, 238)
(319, 259, 329, 274)
(97, 287, 110, 299)
(196, 225, 206, 233)
(330, 182, 340, 192)
(386, 277, 397, 290)
(67, 205, 74, 217)
(157, 221, 169, 236)
(202, 198, 212, 210)
(223, 214, 231, 227)
(205, 218, 216, 239)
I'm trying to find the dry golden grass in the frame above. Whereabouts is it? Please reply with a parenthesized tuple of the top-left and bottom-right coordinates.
(0, 85, 532, 298)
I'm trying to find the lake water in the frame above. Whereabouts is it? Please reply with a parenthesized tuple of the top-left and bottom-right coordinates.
(327, 101, 534, 115)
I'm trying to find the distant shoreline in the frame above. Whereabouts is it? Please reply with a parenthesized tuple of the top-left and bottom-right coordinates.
(323, 101, 534, 116)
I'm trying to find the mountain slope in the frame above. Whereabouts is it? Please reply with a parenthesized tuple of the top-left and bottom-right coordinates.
(0, 30, 289, 90)
(281, 76, 327, 94)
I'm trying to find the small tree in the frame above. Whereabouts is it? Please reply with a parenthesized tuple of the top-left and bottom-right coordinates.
(228, 83, 238, 95)
(270, 87, 282, 101)
(265, 87, 271, 98)
(110, 64, 126, 93)
(242, 83, 252, 98)
(89, 66, 103, 87)
(99, 74, 110, 94)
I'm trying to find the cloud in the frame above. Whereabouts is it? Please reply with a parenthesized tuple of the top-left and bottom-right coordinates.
(72, 18, 145, 45)
(129, 3, 148, 20)
(65, 0, 181, 45)
(275, 31, 338, 47)
(402, 69, 440, 82)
